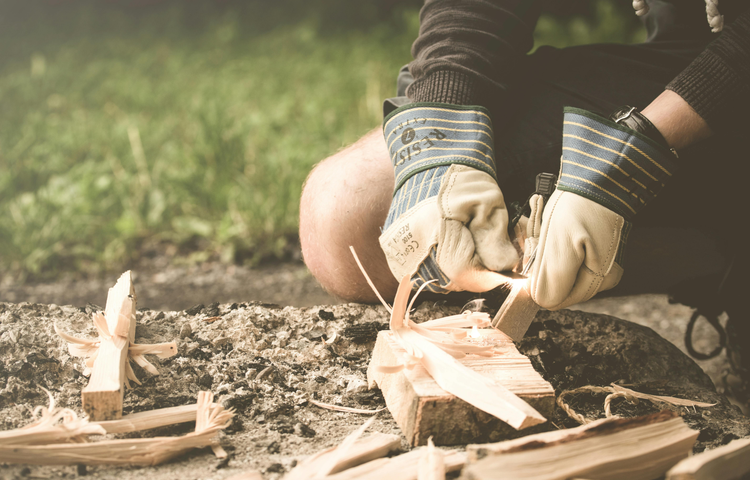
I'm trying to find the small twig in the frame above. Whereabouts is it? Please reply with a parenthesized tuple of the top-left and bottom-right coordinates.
(309, 400, 385, 415)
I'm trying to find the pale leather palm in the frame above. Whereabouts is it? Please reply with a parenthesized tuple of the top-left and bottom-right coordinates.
(529, 190, 625, 310)
(379, 164, 518, 292)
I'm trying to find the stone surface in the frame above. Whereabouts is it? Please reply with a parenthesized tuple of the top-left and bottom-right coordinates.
(516, 310, 749, 452)
(0, 300, 745, 479)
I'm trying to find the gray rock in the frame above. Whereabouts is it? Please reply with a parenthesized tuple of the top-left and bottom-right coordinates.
(516, 310, 749, 451)
(179, 323, 192, 339)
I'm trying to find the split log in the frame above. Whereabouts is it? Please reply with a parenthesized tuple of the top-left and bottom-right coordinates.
(81, 271, 136, 420)
(325, 448, 466, 480)
(491, 280, 539, 342)
(462, 411, 699, 480)
(367, 328, 554, 446)
(666, 437, 750, 480)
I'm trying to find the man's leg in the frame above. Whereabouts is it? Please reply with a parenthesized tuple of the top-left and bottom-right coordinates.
(300, 129, 399, 303)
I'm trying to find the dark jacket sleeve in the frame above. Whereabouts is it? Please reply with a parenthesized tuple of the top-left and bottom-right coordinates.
(666, 9, 750, 135)
(406, 0, 545, 108)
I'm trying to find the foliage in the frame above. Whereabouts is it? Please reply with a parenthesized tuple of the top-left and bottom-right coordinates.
(0, 1, 644, 281)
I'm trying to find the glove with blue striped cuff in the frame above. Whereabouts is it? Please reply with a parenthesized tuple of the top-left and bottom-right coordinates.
(379, 102, 519, 294)
(529, 106, 679, 310)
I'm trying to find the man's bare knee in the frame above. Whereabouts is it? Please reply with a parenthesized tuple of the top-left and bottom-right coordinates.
(300, 129, 398, 303)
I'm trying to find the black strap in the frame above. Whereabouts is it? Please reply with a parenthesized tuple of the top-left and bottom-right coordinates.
(508, 172, 557, 234)
(684, 310, 727, 360)
(610, 105, 678, 158)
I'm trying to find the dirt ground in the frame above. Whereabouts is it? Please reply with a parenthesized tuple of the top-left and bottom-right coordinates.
(0, 260, 732, 389)
(0, 261, 744, 480)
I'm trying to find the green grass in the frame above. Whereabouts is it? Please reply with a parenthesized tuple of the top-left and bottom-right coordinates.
(0, 1, 643, 282)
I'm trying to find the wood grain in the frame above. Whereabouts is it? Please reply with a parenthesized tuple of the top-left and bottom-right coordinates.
(82, 271, 135, 421)
(492, 280, 540, 342)
(367, 329, 554, 446)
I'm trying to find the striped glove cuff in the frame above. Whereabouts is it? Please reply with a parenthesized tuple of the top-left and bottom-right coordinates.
(383, 102, 497, 193)
(559, 107, 679, 220)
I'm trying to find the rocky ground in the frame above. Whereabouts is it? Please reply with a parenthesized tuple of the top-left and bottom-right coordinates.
(0, 262, 746, 480)
(0, 261, 733, 389)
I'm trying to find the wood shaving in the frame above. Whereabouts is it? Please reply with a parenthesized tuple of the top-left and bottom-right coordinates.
(309, 400, 386, 415)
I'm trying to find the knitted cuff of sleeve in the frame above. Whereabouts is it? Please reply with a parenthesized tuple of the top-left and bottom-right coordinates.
(405, 69, 483, 106)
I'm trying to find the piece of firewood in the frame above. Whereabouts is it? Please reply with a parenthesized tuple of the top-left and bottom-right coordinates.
(93, 403, 217, 434)
(367, 327, 554, 446)
(491, 280, 540, 342)
(324, 448, 465, 480)
(463, 411, 699, 480)
(56, 271, 179, 421)
(81, 271, 136, 420)
(0, 391, 233, 466)
(666, 437, 750, 480)
(285, 430, 401, 480)
(394, 327, 546, 430)
(366, 276, 549, 446)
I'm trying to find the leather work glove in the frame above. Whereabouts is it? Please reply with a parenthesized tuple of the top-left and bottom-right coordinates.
(379, 103, 518, 293)
(529, 106, 679, 310)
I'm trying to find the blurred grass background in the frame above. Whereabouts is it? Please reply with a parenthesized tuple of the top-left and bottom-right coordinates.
(0, 0, 644, 282)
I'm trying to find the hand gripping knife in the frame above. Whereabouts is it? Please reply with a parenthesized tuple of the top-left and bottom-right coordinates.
(491, 173, 556, 341)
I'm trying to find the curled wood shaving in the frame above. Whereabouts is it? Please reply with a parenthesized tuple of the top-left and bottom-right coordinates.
(309, 399, 386, 415)
(349, 246, 393, 314)
(0, 391, 233, 466)
(55, 319, 178, 388)
(0, 387, 105, 446)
